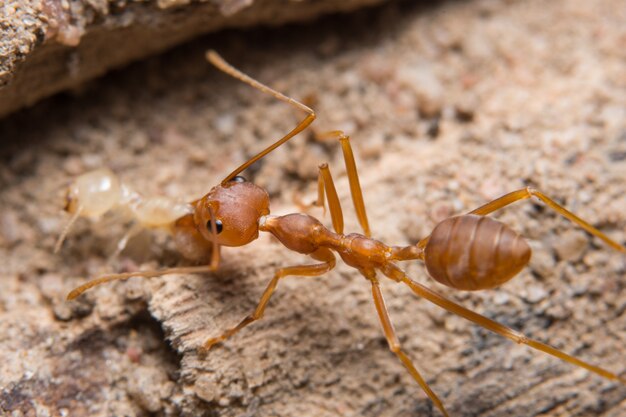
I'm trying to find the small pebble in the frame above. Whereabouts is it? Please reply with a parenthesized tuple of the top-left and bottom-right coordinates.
(215, 113, 236, 136)
(194, 375, 219, 403)
(529, 245, 557, 279)
(39, 273, 64, 300)
(395, 63, 444, 117)
(493, 292, 510, 305)
(522, 285, 548, 304)
(128, 366, 173, 412)
(553, 229, 588, 262)
(0, 210, 23, 245)
(62, 156, 85, 175)
(53, 302, 74, 321)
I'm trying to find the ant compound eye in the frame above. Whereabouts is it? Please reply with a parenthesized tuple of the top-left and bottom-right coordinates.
(206, 219, 223, 234)
(231, 176, 246, 183)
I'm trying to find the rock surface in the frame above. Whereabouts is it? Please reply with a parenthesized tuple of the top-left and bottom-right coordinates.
(0, 0, 387, 117)
(1, 0, 625, 416)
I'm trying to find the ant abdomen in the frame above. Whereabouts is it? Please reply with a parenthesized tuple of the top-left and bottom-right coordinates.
(424, 214, 531, 291)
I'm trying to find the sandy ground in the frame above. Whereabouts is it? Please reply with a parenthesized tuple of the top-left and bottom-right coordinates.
(1, 0, 625, 416)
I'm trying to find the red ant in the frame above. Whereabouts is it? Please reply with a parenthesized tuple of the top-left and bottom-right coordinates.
(62, 51, 626, 417)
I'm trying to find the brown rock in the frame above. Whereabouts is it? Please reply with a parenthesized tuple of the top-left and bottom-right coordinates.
(0, 0, 388, 118)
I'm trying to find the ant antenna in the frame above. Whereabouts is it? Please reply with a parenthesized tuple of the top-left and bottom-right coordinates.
(206, 50, 316, 185)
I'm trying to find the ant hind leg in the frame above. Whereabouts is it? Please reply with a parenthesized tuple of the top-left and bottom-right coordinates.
(469, 187, 626, 253)
(414, 186, 626, 258)
(365, 270, 449, 417)
(380, 263, 626, 384)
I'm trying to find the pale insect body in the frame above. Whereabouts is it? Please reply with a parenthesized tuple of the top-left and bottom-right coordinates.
(55, 168, 195, 257)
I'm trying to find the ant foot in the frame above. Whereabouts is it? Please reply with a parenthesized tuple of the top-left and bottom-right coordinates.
(198, 337, 223, 355)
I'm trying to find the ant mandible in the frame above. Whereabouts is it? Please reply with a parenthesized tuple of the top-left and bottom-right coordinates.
(61, 51, 626, 417)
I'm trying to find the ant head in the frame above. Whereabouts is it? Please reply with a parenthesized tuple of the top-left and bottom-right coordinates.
(194, 176, 270, 247)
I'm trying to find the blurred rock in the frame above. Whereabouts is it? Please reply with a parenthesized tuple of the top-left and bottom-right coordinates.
(0, 0, 388, 118)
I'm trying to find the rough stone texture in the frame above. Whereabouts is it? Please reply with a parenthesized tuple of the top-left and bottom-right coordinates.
(0, 0, 388, 118)
(1, 0, 626, 416)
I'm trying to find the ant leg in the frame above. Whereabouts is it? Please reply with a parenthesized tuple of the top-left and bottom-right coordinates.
(315, 164, 326, 213)
(317, 163, 344, 234)
(368, 271, 450, 416)
(206, 51, 316, 185)
(68, 207, 222, 300)
(289, 166, 327, 213)
(414, 187, 626, 254)
(469, 187, 625, 253)
(293, 159, 345, 226)
(366, 271, 449, 417)
(67, 235, 221, 301)
(200, 247, 335, 352)
(67, 264, 220, 300)
(317, 131, 371, 236)
(381, 263, 626, 384)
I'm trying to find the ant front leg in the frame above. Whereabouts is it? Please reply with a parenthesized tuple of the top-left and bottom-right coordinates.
(67, 210, 222, 300)
(199, 248, 336, 353)
(67, 264, 220, 300)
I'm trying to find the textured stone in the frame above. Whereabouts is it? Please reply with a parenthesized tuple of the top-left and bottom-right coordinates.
(0, 0, 388, 117)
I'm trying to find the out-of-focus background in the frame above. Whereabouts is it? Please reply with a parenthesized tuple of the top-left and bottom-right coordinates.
(1, 0, 625, 416)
